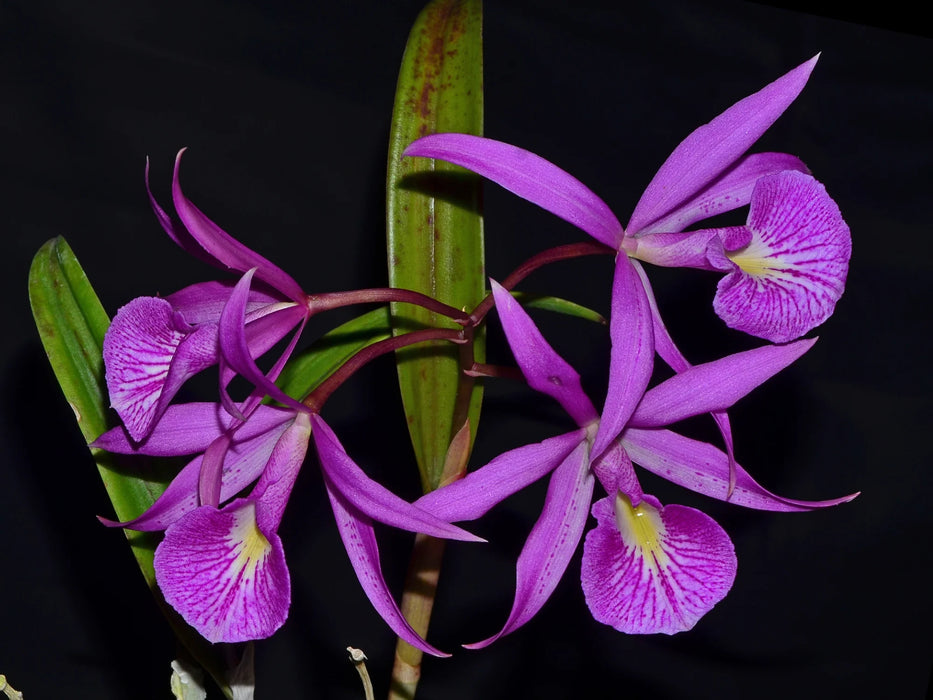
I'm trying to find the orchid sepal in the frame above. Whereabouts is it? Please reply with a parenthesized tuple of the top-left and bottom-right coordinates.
(627, 55, 819, 234)
(404, 133, 624, 249)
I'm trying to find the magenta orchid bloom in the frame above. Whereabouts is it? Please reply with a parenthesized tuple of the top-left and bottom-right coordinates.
(414, 278, 856, 641)
(103, 150, 312, 441)
(95, 401, 482, 650)
(97, 259, 482, 651)
(403, 55, 851, 344)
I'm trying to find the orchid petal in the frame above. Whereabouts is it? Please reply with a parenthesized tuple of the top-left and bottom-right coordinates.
(311, 415, 482, 542)
(592, 256, 654, 458)
(172, 150, 306, 302)
(491, 280, 598, 426)
(622, 427, 859, 511)
(166, 280, 281, 326)
(629, 338, 816, 428)
(581, 493, 736, 634)
(217, 269, 308, 413)
(639, 152, 809, 234)
(713, 171, 851, 342)
(103, 296, 217, 441)
(219, 302, 309, 396)
(323, 477, 449, 657)
(414, 429, 586, 522)
(100, 416, 292, 531)
(249, 413, 311, 533)
(155, 499, 290, 643)
(199, 434, 233, 508)
(466, 441, 593, 648)
(628, 55, 818, 234)
(404, 134, 624, 248)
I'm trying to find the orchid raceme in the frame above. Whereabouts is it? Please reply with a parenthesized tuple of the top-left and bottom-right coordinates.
(104, 150, 313, 441)
(403, 55, 851, 344)
(97, 265, 483, 650)
(415, 279, 856, 641)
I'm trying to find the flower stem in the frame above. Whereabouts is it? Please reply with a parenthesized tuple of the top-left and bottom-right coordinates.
(348, 648, 375, 700)
(303, 328, 466, 413)
(388, 534, 447, 700)
(470, 241, 612, 323)
(389, 419, 472, 700)
(309, 288, 470, 323)
(0, 676, 23, 700)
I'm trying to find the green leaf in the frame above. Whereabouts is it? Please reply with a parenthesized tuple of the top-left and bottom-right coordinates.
(512, 292, 608, 325)
(387, 0, 485, 492)
(276, 306, 393, 401)
(28, 237, 234, 699)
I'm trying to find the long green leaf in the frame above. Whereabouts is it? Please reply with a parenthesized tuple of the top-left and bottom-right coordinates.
(387, 0, 485, 492)
(28, 237, 234, 699)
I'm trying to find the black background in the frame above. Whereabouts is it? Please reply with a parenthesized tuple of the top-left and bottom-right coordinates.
(2, 1, 930, 698)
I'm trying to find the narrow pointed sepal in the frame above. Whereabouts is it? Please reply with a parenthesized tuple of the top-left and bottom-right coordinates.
(404, 134, 624, 248)
(155, 499, 290, 643)
(713, 171, 851, 342)
(581, 493, 736, 635)
(490, 280, 597, 426)
(171, 150, 306, 302)
(465, 441, 594, 648)
(627, 55, 818, 234)
(323, 476, 450, 658)
(592, 256, 654, 459)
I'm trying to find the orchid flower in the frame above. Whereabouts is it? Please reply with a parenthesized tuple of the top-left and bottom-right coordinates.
(97, 268, 482, 652)
(104, 150, 312, 441)
(415, 277, 856, 641)
(403, 55, 851, 345)
(95, 401, 482, 650)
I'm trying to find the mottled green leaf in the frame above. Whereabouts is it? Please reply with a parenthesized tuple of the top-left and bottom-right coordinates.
(28, 237, 234, 699)
(387, 0, 485, 492)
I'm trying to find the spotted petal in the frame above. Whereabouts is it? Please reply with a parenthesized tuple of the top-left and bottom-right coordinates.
(712, 171, 851, 342)
(627, 55, 818, 234)
(155, 498, 291, 643)
(638, 152, 809, 235)
(621, 427, 859, 511)
(581, 493, 736, 634)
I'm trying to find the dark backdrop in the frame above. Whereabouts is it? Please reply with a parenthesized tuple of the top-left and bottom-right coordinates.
(2, 1, 930, 698)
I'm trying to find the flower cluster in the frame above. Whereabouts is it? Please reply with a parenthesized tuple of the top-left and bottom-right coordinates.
(95, 151, 481, 652)
(405, 54, 855, 639)
(95, 55, 854, 650)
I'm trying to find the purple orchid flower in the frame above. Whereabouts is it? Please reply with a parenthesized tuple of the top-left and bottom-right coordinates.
(95, 401, 482, 650)
(97, 268, 482, 652)
(403, 55, 851, 344)
(414, 277, 856, 641)
(104, 150, 312, 441)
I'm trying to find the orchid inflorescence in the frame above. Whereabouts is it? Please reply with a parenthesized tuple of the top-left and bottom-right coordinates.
(94, 55, 853, 653)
